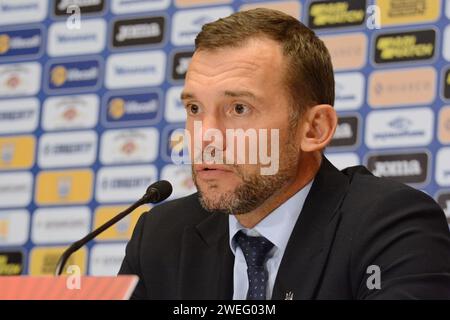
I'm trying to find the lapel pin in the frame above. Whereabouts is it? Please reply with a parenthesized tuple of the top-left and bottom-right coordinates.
(285, 291, 294, 300)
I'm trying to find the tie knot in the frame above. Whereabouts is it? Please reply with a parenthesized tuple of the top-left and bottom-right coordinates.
(235, 231, 274, 267)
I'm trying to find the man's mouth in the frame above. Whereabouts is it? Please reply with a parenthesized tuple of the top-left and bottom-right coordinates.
(195, 165, 234, 179)
(195, 164, 233, 171)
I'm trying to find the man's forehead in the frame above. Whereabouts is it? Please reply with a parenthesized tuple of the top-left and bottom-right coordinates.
(190, 38, 284, 70)
(186, 52, 284, 90)
(193, 58, 262, 78)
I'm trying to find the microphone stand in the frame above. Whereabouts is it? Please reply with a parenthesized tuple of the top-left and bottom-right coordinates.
(54, 195, 147, 276)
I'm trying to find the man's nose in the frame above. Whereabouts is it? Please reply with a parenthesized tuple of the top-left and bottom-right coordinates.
(200, 115, 226, 152)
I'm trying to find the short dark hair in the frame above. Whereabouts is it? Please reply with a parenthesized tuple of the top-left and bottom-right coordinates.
(195, 8, 335, 120)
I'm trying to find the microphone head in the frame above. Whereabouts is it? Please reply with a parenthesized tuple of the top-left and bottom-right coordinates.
(145, 180, 173, 203)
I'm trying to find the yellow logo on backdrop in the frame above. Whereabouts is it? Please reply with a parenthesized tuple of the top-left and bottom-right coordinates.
(0, 136, 35, 170)
(309, 1, 364, 27)
(0, 254, 22, 275)
(240, 1, 301, 18)
(35, 170, 93, 205)
(29, 246, 86, 276)
(377, 0, 440, 26)
(0, 34, 10, 54)
(94, 205, 150, 241)
(108, 98, 126, 119)
(51, 65, 68, 87)
(376, 34, 434, 61)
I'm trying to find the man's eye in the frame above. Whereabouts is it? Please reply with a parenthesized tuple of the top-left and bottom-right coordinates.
(186, 104, 200, 115)
(233, 104, 249, 115)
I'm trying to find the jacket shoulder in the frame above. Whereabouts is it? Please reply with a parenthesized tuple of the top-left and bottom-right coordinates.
(335, 165, 450, 299)
(337, 164, 446, 234)
(341, 164, 434, 202)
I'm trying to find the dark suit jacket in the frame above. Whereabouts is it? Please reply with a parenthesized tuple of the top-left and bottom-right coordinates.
(119, 157, 450, 299)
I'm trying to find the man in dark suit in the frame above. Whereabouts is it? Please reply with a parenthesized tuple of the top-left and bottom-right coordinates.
(119, 8, 450, 299)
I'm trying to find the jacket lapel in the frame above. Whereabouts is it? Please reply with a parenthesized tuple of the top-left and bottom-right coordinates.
(177, 209, 234, 299)
(272, 157, 350, 300)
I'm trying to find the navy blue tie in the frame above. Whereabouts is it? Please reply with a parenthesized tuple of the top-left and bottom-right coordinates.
(235, 231, 274, 300)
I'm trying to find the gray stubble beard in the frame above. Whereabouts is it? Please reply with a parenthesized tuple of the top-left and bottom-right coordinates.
(193, 141, 299, 216)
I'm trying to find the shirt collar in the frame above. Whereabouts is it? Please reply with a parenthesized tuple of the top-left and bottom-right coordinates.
(229, 179, 314, 255)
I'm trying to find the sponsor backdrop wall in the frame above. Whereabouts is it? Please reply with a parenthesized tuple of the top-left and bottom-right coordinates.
(0, 0, 449, 276)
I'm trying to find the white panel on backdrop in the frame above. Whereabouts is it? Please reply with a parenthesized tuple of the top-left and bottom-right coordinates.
(31, 207, 91, 245)
(0, 98, 39, 134)
(38, 131, 98, 168)
(111, 0, 170, 14)
(444, 24, 450, 62)
(171, 6, 234, 46)
(0, 210, 29, 246)
(436, 147, 450, 186)
(334, 72, 365, 111)
(100, 128, 159, 165)
(447, 0, 450, 19)
(0, 0, 48, 26)
(42, 94, 99, 131)
(0, 172, 33, 208)
(95, 165, 158, 203)
(365, 108, 434, 149)
(48, 19, 107, 57)
(0, 62, 41, 98)
(89, 243, 127, 276)
(105, 51, 166, 89)
(165, 86, 186, 123)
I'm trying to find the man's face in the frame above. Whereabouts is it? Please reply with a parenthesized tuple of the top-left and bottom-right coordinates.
(182, 37, 301, 215)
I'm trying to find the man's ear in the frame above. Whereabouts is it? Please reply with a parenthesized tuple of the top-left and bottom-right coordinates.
(299, 104, 337, 152)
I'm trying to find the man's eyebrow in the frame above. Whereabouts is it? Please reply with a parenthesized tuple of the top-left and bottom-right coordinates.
(180, 90, 257, 101)
(180, 92, 195, 101)
(223, 90, 257, 100)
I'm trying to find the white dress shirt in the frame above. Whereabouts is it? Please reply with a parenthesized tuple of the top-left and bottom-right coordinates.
(229, 180, 314, 300)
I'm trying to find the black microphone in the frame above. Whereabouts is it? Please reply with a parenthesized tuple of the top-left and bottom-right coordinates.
(54, 180, 172, 276)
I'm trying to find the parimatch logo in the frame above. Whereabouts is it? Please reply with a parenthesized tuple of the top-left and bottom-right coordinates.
(308, 0, 366, 29)
(443, 67, 450, 100)
(374, 29, 436, 64)
(0, 251, 23, 275)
